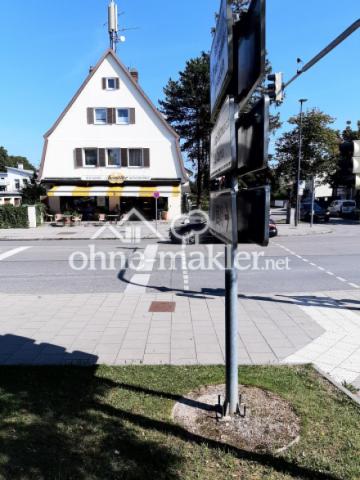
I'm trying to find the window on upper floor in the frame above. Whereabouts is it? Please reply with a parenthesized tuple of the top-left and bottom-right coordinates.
(94, 108, 108, 125)
(116, 108, 130, 125)
(23, 179, 29, 186)
(106, 78, 116, 90)
(128, 149, 143, 167)
(84, 148, 98, 167)
(15, 180, 20, 190)
(107, 149, 121, 167)
(0, 186, 6, 192)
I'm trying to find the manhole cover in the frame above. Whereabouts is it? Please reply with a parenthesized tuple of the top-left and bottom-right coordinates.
(149, 301, 176, 313)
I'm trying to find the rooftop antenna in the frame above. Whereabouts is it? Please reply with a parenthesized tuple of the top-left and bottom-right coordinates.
(108, 0, 126, 52)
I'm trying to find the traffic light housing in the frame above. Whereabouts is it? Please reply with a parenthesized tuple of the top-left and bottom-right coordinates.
(267, 72, 284, 104)
(339, 140, 360, 189)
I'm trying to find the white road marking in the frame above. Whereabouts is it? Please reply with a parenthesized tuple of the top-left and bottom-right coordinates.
(181, 244, 190, 291)
(125, 245, 158, 293)
(137, 244, 158, 272)
(284, 305, 360, 384)
(125, 274, 151, 294)
(0, 246, 31, 261)
(275, 242, 359, 291)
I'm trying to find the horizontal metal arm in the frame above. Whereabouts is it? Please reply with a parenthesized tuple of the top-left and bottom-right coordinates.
(284, 18, 360, 89)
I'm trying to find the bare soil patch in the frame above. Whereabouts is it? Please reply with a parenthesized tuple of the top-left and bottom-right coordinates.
(172, 384, 301, 453)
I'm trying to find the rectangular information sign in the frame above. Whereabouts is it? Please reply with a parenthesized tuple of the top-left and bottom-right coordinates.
(237, 95, 269, 175)
(209, 189, 237, 244)
(210, 96, 237, 179)
(235, 0, 265, 111)
(210, 0, 234, 120)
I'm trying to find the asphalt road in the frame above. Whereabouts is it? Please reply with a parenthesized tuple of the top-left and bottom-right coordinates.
(0, 223, 359, 295)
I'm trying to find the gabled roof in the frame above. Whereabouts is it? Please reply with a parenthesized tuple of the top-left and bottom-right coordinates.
(40, 48, 188, 181)
(44, 49, 180, 140)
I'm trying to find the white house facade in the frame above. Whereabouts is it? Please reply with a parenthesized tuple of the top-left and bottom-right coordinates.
(0, 165, 34, 206)
(39, 49, 188, 220)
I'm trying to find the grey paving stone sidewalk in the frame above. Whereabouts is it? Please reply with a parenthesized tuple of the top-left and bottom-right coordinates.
(2, 289, 359, 386)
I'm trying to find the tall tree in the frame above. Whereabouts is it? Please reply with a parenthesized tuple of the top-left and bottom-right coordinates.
(274, 109, 340, 199)
(159, 52, 211, 207)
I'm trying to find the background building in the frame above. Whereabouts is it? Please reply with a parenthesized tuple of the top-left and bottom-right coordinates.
(0, 164, 34, 206)
(39, 49, 188, 220)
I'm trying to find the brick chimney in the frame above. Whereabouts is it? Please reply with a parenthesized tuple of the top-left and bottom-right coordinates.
(129, 68, 139, 83)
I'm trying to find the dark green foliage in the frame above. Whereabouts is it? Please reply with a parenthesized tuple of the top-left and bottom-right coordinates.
(21, 181, 46, 205)
(275, 109, 340, 191)
(0, 146, 35, 172)
(0, 204, 28, 228)
(159, 52, 211, 207)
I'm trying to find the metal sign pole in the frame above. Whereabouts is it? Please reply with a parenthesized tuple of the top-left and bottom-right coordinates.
(224, 172, 239, 416)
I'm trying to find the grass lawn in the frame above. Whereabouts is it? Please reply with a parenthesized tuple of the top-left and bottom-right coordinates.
(0, 364, 359, 479)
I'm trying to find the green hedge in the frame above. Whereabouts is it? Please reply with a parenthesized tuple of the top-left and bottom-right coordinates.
(0, 205, 28, 229)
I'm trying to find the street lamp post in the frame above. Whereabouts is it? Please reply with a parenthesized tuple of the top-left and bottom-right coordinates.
(295, 98, 308, 227)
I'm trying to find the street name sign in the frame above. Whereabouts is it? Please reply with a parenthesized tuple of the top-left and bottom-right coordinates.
(237, 95, 269, 175)
(210, 0, 234, 120)
(235, 0, 265, 110)
(210, 96, 237, 179)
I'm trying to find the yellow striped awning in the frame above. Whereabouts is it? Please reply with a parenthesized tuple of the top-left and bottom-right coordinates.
(47, 185, 181, 198)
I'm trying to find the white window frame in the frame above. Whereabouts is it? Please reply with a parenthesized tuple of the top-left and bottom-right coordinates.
(116, 108, 130, 125)
(106, 148, 121, 168)
(128, 148, 143, 168)
(14, 179, 20, 190)
(83, 148, 98, 168)
(106, 78, 117, 90)
(94, 108, 108, 125)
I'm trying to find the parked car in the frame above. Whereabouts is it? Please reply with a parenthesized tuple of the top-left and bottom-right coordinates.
(269, 218, 278, 237)
(300, 202, 330, 223)
(328, 199, 356, 217)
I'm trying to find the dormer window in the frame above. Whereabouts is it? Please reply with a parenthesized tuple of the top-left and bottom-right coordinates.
(94, 108, 107, 125)
(102, 77, 119, 90)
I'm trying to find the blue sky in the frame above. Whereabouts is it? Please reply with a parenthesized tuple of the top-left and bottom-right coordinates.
(0, 0, 359, 167)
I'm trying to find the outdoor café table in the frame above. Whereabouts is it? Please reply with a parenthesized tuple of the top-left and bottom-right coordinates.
(106, 214, 120, 224)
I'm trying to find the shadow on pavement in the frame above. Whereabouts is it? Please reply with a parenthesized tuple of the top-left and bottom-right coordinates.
(0, 364, 342, 480)
(0, 334, 98, 365)
(238, 294, 360, 312)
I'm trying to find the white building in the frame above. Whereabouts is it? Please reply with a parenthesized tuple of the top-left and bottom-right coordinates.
(0, 165, 34, 206)
(39, 48, 188, 220)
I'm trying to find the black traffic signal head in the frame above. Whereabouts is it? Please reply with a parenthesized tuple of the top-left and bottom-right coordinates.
(267, 73, 283, 104)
